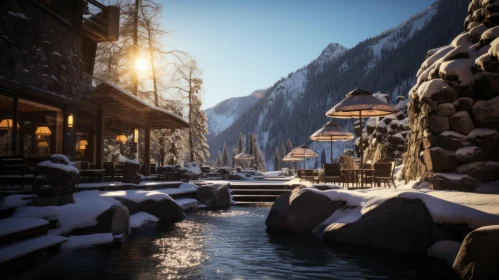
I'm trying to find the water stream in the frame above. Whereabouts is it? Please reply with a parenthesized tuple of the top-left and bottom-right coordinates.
(16, 207, 458, 280)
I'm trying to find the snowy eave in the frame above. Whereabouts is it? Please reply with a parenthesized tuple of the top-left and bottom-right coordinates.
(82, 80, 189, 129)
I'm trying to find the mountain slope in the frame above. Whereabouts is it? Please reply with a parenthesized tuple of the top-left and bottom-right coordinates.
(208, 0, 468, 169)
(205, 89, 265, 136)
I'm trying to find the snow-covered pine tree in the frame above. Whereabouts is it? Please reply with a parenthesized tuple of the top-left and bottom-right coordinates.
(221, 143, 229, 167)
(213, 151, 222, 168)
(172, 59, 210, 164)
(232, 148, 236, 168)
(285, 139, 293, 154)
(255, 145, 266, 171)
(314, 157, 319, 169)
(274, 149, 281, 171)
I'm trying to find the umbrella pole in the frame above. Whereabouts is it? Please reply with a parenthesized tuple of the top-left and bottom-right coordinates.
(303, 154, 306, 169)
(359, 111, 363, 165)
(330, 136, 333, 163)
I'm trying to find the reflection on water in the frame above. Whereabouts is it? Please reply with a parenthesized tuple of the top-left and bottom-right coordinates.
(15, 207, 458, 280)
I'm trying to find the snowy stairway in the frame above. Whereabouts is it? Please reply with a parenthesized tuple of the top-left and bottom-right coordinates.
(0, 235, 66, 265)
(0, 218, 50, 246)
(229, 183, 294, 205)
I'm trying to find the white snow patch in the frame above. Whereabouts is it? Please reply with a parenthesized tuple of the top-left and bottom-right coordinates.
(0, 217, 48, 236)
(130, 211, 159, 228)
(427, 240, 461, 266)
(0, 235, 66, 263)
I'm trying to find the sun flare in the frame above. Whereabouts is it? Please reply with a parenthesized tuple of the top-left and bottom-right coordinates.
(135, 57, 148, 73)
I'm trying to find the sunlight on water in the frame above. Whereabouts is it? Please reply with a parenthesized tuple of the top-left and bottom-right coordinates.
(152, 221, 208, 279)
(16, 207, 458, 280)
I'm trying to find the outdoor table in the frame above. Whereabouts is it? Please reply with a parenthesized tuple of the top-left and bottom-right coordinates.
(341, 168, 374, 189)
(80, 169, 105, 182)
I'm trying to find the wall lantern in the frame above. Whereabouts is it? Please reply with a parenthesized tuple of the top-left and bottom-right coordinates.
(79, 144, 87, 150)
(116, 134, 127, 144)
(133, 128, 139, 143)
(79, 140, 88, 146)
(68, 113, 74, 128)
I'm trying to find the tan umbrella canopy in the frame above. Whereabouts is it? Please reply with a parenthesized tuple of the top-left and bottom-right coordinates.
(288, 144, 318, 169)
(326, 88, 398, 164)
(310, 121, 354, 163)
(234, 152, 255, 160)
(282, 154, 303, 174)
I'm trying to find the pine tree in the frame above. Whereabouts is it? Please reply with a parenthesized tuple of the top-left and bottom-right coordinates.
(274, 149, 281, 171)
(255, 145, 266, 171)
(237, 133, 244, 153)
(285, 139, 293, 154)
(314, 157, 319, 169)
(280, 141, 286, 159)
(221, 143, 229, 167)
(213, 151, 222, 168)
(321, 148, 327, 167)
(172, 59, 210, 164)
(232, 148, 237, 168)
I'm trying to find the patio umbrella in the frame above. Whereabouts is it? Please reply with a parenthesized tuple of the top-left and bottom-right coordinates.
(282, 154, 302, 174)
(234, 152, 255, 168)
(287, 144, 318, 169)
(310, 121, 354, 163)
(326, 88, 398, 164)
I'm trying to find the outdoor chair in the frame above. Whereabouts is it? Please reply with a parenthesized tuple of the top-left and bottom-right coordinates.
(103, 161, 115, 182)
(0, 157, 30, 189)
(297, 169, 305, 180)
(301, 170, 316, 183)
(372, 162, 396, 188)
(361, 163, 374, 188)
(323, 163, 341, 184)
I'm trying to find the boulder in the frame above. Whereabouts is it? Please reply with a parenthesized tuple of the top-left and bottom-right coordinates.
(449, 111, 474, 135)
(438, 131, 471, 150)
(323, 198, 433, 255)
(142, 199, 185, 227)
(468, 128, 499, 152)
(453, 97, 474, 111)
(472, 96, 499, 126)
(457, 161, 499, 182)
(433, 173, 480, 192)
(265, 192, 293, 232)
(429, 115, 450, 134)
(436, 103, 456, 117)
(195, 184, 230, 209)
(69, 205, 130, 237)
(453, 225, 499, 280)
(115, 197, 185, 227)
(424, 147, 457, 173)
(266, 188, 342, 233)
(456, 146, 495, 163)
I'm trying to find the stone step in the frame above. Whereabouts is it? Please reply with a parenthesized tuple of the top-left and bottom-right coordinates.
(234, 201, 274, 206)
(231, 189, 292, 192)
(232, 194, 281, 198)
(0, 218, 50, 246)
(0, 235, 66, 265)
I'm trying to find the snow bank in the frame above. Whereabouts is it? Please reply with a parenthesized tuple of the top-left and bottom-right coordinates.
(306, 188, 499, 229)
(62, 233, 114, 249)
(263, 171, 282, 177)
(130, 212, 159, 228)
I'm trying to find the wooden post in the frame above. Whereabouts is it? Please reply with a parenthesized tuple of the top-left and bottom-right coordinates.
(12, 97, 18, 156)
(96, 110, 104, 168)
(144, 126, 150, 176)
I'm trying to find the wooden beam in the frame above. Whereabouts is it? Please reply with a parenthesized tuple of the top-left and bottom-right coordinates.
(144, 126, 150, 176)
(96, 110, 104, 168)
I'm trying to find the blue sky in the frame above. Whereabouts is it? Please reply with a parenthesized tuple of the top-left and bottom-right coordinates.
(162, 0, 435, 109)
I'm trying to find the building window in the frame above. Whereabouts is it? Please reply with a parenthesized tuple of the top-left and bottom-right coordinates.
(0, 94, 63, 157)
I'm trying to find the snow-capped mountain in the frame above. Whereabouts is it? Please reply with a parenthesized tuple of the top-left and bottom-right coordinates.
(208, 0, 468, 169)
(205, 89, 265, 136)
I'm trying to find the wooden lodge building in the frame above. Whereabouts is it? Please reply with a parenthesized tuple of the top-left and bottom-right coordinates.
(0, 0, 188, 175)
